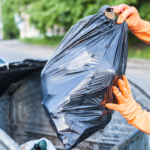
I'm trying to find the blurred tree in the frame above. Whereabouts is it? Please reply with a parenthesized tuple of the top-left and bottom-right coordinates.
(2, 0, 19, 39)
(2, 0, 150, 39)
(1, 0, 37, 39)
(25, 0, 138, 34)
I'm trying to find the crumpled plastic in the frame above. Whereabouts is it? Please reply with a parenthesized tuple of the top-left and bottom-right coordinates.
(41, 5, 128, 150)
(0, 59, 46, 96)
(20, 138, 56, 150)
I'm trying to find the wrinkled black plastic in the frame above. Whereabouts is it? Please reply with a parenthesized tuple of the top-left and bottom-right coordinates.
(41, 6, 128, 150)
(0, 59, 46, 96)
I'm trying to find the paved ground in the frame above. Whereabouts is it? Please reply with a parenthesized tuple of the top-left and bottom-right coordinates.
(0, 40, 150, 91)
(126, 58, 150, 92)
(0, 40, 56, 62)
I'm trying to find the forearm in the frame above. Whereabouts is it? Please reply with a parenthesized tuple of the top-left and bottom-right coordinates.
(130, 20, 150, 45)
(128, 110, 150, 134)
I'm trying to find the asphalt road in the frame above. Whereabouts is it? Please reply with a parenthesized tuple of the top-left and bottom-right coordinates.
(0, 40, 150, 91)
(0, 40, 56, 62)
(126, 58, 150, 92)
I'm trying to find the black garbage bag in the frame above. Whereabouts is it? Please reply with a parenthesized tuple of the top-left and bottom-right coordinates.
(41, 5, 128, 150)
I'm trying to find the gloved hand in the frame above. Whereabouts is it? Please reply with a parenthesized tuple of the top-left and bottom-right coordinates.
(112, 4, 150, 44)
(106, 75, 150, 134)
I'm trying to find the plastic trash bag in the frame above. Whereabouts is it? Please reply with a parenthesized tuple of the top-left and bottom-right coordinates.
(41, 5, 128, 150)
(20, 138, 56, 150)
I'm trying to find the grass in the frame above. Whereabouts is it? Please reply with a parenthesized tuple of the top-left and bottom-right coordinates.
(127, 32, 150, 59)
(20, 36, 64, 46)
(128, 47, 150, 59)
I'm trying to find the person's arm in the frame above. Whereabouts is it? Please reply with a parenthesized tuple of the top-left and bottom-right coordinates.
(112, 4, 150, 44)
(106, 75, 150, 134)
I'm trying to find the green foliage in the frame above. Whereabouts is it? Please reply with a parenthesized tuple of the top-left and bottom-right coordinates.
(128, 47, 150, 59)
(139, 2, 150, 20)
(21, 36, 64, 46)
(25, 0, 138, 33)
(1, 0, 38, 39)
(2, 0, 150, 40)
(2, 0, 19, 39)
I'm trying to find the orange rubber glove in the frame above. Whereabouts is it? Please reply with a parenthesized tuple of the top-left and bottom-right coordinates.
(112, 4, 150, 44)
(106, 75, 150, 134)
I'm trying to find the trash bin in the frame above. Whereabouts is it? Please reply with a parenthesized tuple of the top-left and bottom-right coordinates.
(111, 129, 149, 150)
(0, 60, 150, 150)
(0, 129, 21, 150)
